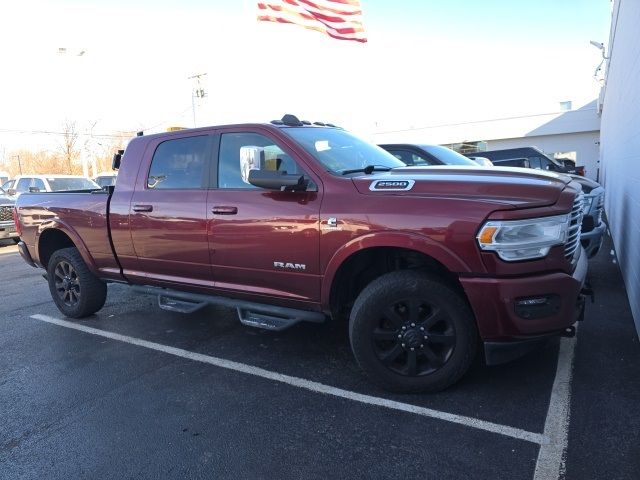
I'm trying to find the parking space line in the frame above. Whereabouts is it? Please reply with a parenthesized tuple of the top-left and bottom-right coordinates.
(533, 328, 578, 480)
(30, 313, 547, 445)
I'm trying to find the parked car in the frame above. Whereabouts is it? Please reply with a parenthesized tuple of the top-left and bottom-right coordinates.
(568, 175, 606, 258)
(379, 143, 479, 166)
(15, 115, 589, 393)
(463, 147, 586, 176)
(2, 179, 15, 193)
(7, 175, 100, 197)
(93, 172, 117, 188)
(0, 171, 10, 186)
(0, 186, 19, 244)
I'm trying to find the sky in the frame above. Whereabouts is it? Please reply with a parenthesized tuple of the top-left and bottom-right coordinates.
(0, 0, 612, 161)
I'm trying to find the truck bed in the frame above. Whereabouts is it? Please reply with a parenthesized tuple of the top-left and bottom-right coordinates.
(15, 190, 122, 278)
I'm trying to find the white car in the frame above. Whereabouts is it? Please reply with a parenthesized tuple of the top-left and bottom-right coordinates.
(7, 175, 100, 197)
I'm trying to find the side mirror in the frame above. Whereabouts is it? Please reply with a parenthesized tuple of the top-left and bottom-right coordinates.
(112, 149, 124, 170)
(7, 188, 16, 196)
(248, 169, 306, 191)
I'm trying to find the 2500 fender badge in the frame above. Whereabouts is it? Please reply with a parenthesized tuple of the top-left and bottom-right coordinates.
(369, 179, 415, 191)
(274, 261, 306, 271)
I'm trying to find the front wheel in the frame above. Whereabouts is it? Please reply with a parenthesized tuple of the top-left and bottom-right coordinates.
(349, 270, 477, 393)
(47, 247, 107, 318)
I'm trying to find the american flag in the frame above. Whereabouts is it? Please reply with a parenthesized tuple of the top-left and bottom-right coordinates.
(257, 0, 367, 43)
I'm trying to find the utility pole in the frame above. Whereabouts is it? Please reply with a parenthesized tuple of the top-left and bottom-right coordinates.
(188, 73, 207, 127)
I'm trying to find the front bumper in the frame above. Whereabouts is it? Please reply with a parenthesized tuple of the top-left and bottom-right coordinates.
(460, 247, 588, 354)
(0, 221, 18, 240)
(581, 221, 606, 258)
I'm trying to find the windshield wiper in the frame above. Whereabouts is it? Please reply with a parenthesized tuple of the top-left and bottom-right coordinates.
(340, 165, 393, 175)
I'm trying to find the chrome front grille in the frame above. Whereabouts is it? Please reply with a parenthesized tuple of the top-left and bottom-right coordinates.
(595, 193, 605, 223)
(565, 193, 584, 259)
(0, 205, 13, 222)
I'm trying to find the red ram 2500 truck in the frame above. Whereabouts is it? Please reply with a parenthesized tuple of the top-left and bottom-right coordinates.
(14, 115, 588, 392)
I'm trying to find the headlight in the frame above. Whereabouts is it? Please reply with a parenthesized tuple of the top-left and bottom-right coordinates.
(582, 196, 593, 213)
(477, 215, 569, 261)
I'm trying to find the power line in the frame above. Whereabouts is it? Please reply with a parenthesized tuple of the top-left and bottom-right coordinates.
(140, 105, 193, 131)
(374, 108, 598, 135)
(0, 128, 132, 138)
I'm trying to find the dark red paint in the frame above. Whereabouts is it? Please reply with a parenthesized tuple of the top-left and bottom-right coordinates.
(15, 123, 586, 341)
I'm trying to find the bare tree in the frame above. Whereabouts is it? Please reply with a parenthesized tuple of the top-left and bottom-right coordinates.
(59, 120, 80, 174)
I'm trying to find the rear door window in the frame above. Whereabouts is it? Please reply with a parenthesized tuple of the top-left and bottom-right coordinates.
(32, 178, 46, 191)
(147, 136, 210, 189)
(528, 157, 542, 169)
(387, 149, 435, 166)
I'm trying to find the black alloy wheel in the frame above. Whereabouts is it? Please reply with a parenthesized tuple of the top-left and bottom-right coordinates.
(47, 247, 107, 318)
(53, 260, 81, 307)
(372, 299, 457, 377)
(349, 270, 477, 393)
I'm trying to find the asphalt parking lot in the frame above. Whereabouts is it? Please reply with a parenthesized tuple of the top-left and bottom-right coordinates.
(1, 234, 638, 480)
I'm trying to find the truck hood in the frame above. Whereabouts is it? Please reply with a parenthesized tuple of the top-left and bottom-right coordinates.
(566, 173, 601, 194)
(352, 166, 573, 208)
(0, 194, 15, 205)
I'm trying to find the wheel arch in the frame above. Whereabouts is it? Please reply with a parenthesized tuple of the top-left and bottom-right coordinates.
(37, 223, 99, 275)
(322, 233, 470, 318)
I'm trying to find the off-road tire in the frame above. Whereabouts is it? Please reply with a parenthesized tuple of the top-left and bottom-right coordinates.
(47, 247, 107, 318)
(349, 270, 477, 393)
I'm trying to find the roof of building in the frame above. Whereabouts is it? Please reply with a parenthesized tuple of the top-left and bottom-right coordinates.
(373, 100, 600, 145)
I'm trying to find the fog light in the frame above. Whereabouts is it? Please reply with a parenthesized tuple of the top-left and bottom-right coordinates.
(516, 297, 548, 306)
(515, 294, 561, 319)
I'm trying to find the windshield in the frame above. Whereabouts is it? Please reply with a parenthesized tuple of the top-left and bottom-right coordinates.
(420, 145, 478, 166)
(46, 177, 101, 191)
(283, 127, 405, 174)
(0, 186, 4, 195)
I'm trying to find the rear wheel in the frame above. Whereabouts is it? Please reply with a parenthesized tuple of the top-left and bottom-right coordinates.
(47, 247, 107, 318)
(349, 270, 477, 393)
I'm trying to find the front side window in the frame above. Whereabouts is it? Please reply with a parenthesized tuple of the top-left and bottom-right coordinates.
(283, 127, 404, 174)
(218, 133, 303, 189)
(16, 178, 31, 192)
(147, 136, 209, 189)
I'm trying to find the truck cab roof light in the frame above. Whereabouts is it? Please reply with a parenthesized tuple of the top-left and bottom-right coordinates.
(281, 114, 303, 126)
(271, 116, 340, 128)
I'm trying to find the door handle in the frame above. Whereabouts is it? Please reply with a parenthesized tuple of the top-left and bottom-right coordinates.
(211, 206, 238, 215)
(133, 204, 153, 212)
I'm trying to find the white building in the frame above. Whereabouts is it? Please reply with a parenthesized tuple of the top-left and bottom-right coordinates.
(373, 101, 601, 180)
(599, 0, 640, 334)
